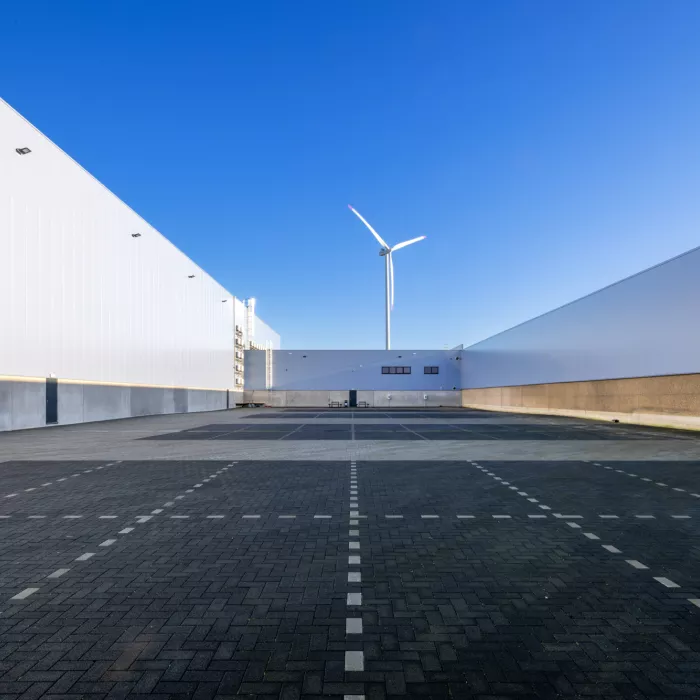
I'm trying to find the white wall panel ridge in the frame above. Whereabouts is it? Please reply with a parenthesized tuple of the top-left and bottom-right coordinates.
(0, 98, 235, 390)
(463, 244, 700, 389)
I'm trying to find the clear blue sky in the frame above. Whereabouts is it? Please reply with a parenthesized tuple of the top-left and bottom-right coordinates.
(3, 1, 700, 349)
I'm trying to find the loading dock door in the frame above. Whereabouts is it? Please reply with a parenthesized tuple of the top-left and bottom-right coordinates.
(46, 377, 58, 424)
(349, 390, 357, 408)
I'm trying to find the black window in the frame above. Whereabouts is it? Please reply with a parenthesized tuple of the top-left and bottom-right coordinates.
(389, 366, 396, 374)
(404, 366, 411, 374)
(382, 366, 411, 375)
(424, 366, 439, 374)
(382, 366, 390, 374)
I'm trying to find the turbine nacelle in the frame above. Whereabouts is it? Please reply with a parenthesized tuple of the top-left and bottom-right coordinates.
(348, 204, 427, 349)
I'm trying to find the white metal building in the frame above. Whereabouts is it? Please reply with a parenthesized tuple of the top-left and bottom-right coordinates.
(0, 98, 279, 430)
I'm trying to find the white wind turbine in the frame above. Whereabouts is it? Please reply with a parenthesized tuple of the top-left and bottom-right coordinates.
(348, 205, 426, 350)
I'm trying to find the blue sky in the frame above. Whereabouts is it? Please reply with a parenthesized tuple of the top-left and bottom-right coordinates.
(3, 0, 700, 349)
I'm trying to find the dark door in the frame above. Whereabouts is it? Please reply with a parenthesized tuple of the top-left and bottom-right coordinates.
(349, 390, 357, 408)
(46, 377, 58, 424)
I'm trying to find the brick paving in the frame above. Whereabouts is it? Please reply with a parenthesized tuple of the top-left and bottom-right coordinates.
(1, 409, 700, 697)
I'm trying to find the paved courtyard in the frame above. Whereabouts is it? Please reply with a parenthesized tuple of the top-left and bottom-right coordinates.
(2, 407, 700, 699)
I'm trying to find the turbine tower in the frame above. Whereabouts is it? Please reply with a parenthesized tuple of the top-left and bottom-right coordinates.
(348, 205, 426, 350)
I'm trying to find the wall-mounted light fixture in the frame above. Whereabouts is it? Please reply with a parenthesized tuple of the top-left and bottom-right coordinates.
(15, 147, 31, 155)
(188, 274, 195, 279)
(222, 299, 228, 303)
(131, 233, 142, 238)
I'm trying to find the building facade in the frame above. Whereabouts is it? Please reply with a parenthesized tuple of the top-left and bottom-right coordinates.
(0, 99, 278, 430)
(244, 349, 462, 407)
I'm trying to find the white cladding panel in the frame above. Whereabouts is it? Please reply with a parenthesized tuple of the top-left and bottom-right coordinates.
(254, 317, 281, 350)
(462, 245, 700, 389)
(0, 99, 234, 389)
(246, 350, 460, 390)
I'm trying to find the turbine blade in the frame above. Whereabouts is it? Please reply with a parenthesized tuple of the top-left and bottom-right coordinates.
(391, 235, 426, 252)
(348, 205, 390, 249)
(390, 253, 395, 309)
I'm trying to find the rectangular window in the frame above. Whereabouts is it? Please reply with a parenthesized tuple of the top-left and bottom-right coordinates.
(404, 367, 411, 374)
(382, 366, 412, 375)
(382, 366, 390, 374)
(424, 366, 439, 374)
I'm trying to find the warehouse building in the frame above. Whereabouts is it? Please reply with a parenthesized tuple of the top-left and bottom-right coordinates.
(0, 99, 279, 431)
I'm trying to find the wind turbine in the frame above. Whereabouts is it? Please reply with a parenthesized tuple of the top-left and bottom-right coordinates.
(348, 205, 426, 350)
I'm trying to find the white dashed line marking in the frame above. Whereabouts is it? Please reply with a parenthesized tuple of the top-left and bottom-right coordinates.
(493, 515, 511, 519)
(345, 650, 364, 671)
(314, 515, 332, 519)
(348, 572, 361, 583)
(278, 515, 296, 519)
(567, 522, 581, 529)
(349, 555, 361, 565)
(63, 515, 82, 519)
(599, 515, 619, 519)
(583, 532, 600, 540)
(689, 599, 700, 608)
(118, 527, 135, 534)
(99, 539, 116, 547)
(626, 560, 648, 570)
(602, 545, 622, 553)
(635, 515, 655, 519)
(11, 588, 39, 600)
(151, 509, 163, 515)
(5, 494, 17, 498)
(171, 515, 189, 519)
(207, 515, 225, 519)
(385, 515, 403, 519)
(76, 553, 95, 561)
(242, 515, 260, 519)
(671, 515, 691, 519)
(456, 515, 474, 519)
(528, 515, 547, 519)
(346, 593, 362, 606)
(421, 515, 439, 519)
(654, 577, 680, 588)
(346, 618, 363, 634)
(47, 568, 70, 579)
(99, 515, 117, 519)
(349, 542, 360, 550)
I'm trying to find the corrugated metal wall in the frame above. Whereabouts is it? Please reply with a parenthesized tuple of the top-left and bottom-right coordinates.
(246, 350, 461, 390)
(462, 245, 700, 389)
(0, 99, 234, 390)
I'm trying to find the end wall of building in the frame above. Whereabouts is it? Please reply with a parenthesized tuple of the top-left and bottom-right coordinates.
(461, 245, 700, 429)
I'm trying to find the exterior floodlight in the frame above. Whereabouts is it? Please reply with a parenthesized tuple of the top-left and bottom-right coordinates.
(131, 233, 141, 238)
(188, 274, 195, 279)
(15, 147, 31, 155)
(348, 205, 426, 350)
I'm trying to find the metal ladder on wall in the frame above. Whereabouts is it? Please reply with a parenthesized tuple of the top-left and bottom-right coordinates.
(265, 340, 273, 390)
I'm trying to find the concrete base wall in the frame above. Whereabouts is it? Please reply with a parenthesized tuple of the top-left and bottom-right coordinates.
(242, 390, 461, 408)
(0, 378, 230, 431)
(461, 373, 700, 430)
